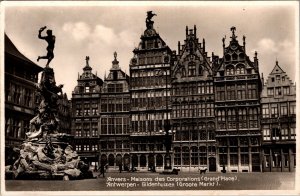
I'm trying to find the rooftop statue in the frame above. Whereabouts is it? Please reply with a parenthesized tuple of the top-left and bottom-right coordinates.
(37, 26, 56, 67)
(146, 11, 156, 29)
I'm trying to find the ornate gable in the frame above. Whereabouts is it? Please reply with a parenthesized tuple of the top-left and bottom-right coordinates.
(172, 25, 212, 79)
(73, 56, 103, 94)
(215, 27, 259, 76)
(130, 11, 172, 67)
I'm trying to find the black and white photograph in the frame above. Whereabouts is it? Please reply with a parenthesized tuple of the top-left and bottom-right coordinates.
(1, 1, 299, 195)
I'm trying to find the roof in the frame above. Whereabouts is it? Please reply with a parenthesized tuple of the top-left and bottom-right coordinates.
(5, 33, 43, 71)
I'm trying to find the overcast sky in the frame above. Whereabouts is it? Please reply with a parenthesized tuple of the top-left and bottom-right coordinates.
(3, 2, 298, 98)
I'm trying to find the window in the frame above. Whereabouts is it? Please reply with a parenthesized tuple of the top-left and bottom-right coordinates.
(230, 154, 238, 166)
(272, 128, 280, 140)
(199, 146, 207, 165)
(227, 85, 235, 100)
(249, 108, 258, 128)
(198, 66, 203, 75)
(267, 88, 274, 96)
(263, 128, 270, 140)
(276, 75, 280, 80)
(191, 147, 198, 165)
(92, 145, 98, 151)
(236, 65, 245, 75)
(219, 153, 227, 166)
(83, 145, 89, 151)
(216, 86, 225, 101)
(290, 104, 296, 115)
(281, 128, 289, 140)
(75, 145, 81, 151)
(237, 84, 246, 100)
(248, 84, 257, 99)
(283, 87, 290, 95)
(238, 108, 247, 129)
(85, 86, 90, 93)
(226, 66, 234, 76)
(275, 87, 282, 96)
(188, 62, 196, 76)
(280, 103, 288, 116)
(227, 109, 236, 129)
(182, 147, 190, 165)
(241, 154, 249, 165)
(217, 110, 226, 129)
(290, 127, 296, 139)
(271, 104, 278, 118)
(174, 147, 181, 166)
(262, 105, 269, 118)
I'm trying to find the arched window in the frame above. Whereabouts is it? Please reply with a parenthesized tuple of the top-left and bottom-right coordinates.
(226, 65, 234, 76)
(225, 54, 231, 61)
(108, 154, 115, 166)
(198, 65, 203, 76)
(101, 154, 107, 165)
(116, 154, 122, 166)
(140, 155, 146, 167)
(232, 53, 238, 60)
(239, 53, 245, 60)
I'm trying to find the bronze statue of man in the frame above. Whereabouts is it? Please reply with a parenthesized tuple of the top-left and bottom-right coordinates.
(37, 26, 55, 67)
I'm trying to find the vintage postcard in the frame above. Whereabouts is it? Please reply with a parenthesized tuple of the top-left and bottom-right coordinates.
(1, 1, 299, 196)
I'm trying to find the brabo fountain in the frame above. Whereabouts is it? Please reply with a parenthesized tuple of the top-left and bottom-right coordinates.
(5, 27, 93, 180)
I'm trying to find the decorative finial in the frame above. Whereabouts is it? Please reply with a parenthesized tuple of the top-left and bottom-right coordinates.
(230, 26, 237, 40)
(222, 35, 226, 48)
(85, 56, 90, 67)
(114, 51, 117, 61)
(186, 26, 188, 36)
(255, 51, 258, 58)
(276, 58, 278, 65)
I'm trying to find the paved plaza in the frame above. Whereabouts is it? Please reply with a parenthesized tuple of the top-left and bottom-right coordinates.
(5, 171, 295, 191)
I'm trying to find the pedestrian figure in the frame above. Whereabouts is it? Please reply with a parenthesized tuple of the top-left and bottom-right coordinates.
(37, 26, 55, 67)
(98, 164, 105, 178)
(119, 163, 122, 173)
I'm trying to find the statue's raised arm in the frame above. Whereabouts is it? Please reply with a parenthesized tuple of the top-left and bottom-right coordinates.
(37, 26, 56, 67)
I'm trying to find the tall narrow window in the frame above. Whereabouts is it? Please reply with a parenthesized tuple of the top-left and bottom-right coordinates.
(188, 62, 196, 76)
(85, 86, 90, 93)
